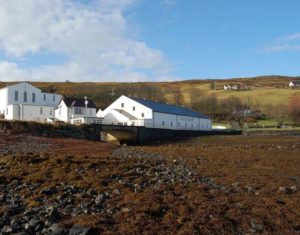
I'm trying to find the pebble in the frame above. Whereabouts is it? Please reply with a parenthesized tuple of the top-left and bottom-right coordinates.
(69, 224, 92, 235)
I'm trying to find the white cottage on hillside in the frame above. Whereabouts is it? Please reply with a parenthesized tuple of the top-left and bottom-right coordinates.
(55, 97, 97, 124)
(97, 95, 212, 131)
(289, 81, 300, 88)
(0, 82, 61, 122)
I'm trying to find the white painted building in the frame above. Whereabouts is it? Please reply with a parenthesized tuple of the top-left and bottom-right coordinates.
(289, 81, 300, 88)
(55, 97, 97, 124)
(97, 95, 212, 131)
(0, 82, 61, 122)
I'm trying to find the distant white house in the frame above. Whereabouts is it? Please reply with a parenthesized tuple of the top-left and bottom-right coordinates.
(97, 95, 212, 131)
(54, 97, 97, 124)
(0, 82, 61, 122)
(289, 81, 300, 88)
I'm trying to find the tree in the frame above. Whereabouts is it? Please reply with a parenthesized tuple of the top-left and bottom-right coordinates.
(264, 104, 288, 127)
(288, 94, 300, 124)
(191, 93, 218, 119)
(210, 80, 217, 90)
(219, 96, 251, 128)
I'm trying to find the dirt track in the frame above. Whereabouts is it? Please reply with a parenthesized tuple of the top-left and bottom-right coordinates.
(0, 134, 300, 234)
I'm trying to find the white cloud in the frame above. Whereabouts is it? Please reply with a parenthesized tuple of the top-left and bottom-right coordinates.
(0, 61, 29, 81)
(265, 32, 300, 53)
(0, 0, 172, 82)
(283, 33, 300, 42)
(265, 44, 300, 53)
(161, 0, 176, 7)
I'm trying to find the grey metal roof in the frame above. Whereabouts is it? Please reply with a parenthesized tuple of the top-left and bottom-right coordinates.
(62, 97, 96, 108)
(132, 97, 210, 119)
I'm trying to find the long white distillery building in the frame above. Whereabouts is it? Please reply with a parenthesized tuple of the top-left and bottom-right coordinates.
(97, 95, 212, 131)
(0, 82, 62, 122)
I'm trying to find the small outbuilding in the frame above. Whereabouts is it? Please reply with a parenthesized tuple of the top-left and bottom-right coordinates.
(55, 97, 97, 124)
(289, 81, 300, 88)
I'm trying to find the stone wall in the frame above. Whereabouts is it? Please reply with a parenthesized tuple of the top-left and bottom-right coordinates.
(243, 130, 300, 136)
(0, 120, 102, 140)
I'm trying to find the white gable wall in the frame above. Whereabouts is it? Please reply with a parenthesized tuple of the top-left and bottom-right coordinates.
(99, 95, 153, 125)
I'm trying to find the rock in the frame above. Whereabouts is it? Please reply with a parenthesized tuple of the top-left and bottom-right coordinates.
(121, 207, 131, 213)
(251, 222, 264, 232)
(29, 218, 42, 228)
(1, 225, 13, 234)
(278, 186, 287, 193)
(246, 186, 255, 193)
(279, 185, 297, 194)
(24, 223, 31, 230)
(69, 224, 93, 235)
(11, 219, 21, 231)
(288, 185, 297, 194)
(113, 189, 121, 196)
(134, 184, 141, 193)
(48, 223, 65, 235)
(41, 188, 57, 196)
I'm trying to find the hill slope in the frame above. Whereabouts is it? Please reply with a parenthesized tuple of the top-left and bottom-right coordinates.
(1, 76, 300, 115)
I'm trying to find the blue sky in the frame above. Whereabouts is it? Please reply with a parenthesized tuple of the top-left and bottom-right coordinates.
(0, 0, 299, 82)
(131, 0, 300, 79)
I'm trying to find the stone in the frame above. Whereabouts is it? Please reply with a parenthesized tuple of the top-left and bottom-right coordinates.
(11, 219, 21, 231)
(113, 189, 121, 196)
(278, 186, 287, 193)
(41, 188, 56, 196)
(29, 218, 42, 228)
(288, 185, 297, 194)
(1, 225, 13, 234)
(121, 207, 131, 213)
(48, 223, 65, 235)
(69, 224, 93, 235)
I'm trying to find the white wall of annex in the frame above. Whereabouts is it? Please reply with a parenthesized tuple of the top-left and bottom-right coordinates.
(6, 104, 55, 122)
(153, 112, 177, 129)
(0, 88, 8, 114)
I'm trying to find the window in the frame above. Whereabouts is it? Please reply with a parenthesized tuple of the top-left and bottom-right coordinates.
(191, 124, 193, 128)
(53, 95, 55, 102)
(121, 103, 124, 108)
(141, 113, 144, 118)
(89, 110, 92, 116)
(133, 106, 135, 111)
(162, 121, 164, 126)
(24, 92, 27, 102)
(14, 91, 18, 101)
(178, 122, 180, 127)
(74, 107, 82, 114)
(44, 94, 46, 101)
(50, 109, 52, 115)
(40, 107, 43, 115)
(185, 123, 187, 127)
(32, 93, 36, 103)
(171, 122, 173, 126)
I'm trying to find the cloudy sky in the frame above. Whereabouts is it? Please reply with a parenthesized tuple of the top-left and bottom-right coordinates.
(0, 0, 299, 82)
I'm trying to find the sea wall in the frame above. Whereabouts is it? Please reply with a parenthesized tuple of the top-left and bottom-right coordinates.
(0, 120, 102, 140)
(243, 130, 300, 136)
